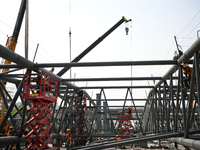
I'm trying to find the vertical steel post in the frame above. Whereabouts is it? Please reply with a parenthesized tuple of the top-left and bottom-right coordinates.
(103, 102, 108, 132)
(101, 90, 114, 132)
(180, 65, 187, 131)
(185, 59, 196, 138)
(194, 52, 200, 127)
(170, 75, 176, 131)
(155, 90, 159, 133)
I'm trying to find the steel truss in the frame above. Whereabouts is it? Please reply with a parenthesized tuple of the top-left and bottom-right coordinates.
(0, 38, 199, 149)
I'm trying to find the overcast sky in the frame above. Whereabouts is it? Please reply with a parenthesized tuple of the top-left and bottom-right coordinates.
(0, 0, 200, 106)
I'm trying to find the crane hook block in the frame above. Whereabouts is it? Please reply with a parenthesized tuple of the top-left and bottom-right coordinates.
(125, 27, 129, 35)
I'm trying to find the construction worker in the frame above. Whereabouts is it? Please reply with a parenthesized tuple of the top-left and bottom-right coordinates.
(115, 135, 122, 149)
(66, 128, 71, 149)
(59, 131, 63, 143)
(116, 135, 121, 141)
(82, 129, 87, 146)
(79, 89, 84, 97)
(88, 130, 93, 144)
(50, 67, 54, 72)
(183, 63, 193, 89)
(6, 126, 16, 150)
(36, 70, 43, 94)
(128, 106, 132, 115)
(43, 127, 47, 142)
(133, 129, 137, 133)
(24, 128, 30, 147)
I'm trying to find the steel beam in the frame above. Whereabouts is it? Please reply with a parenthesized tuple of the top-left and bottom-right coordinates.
(57, 17, 131, 76)
(63, 77, 164, 82)
(40, 60, 177, 68)
(79, 86, 155, 89)
(0, 60, 194, 69)
(168, 137, 200, 149)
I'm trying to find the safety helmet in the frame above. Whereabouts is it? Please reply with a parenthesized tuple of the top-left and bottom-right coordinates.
(9, 126, 14, 129)
(183, 63, 187, 68)
(66, 128, 71, 132)
(116, 135, 118, 137)
(84, 129, 87, 132)
(37, 70, 41, 73)
(25, 128, 29, 132)
(43, 127, 46, 129)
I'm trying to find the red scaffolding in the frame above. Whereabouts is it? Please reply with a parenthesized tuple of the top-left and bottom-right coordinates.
(23, 73, 58, 149)
(117, 109, 133, 135)
(74, 90, 87, 146)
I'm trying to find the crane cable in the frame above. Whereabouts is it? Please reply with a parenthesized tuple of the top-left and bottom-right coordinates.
(69, 0, 72, 79)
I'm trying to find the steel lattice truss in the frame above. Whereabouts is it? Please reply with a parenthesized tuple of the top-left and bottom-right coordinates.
(0, 1, 200, 148)
(0, 38, 200, 149)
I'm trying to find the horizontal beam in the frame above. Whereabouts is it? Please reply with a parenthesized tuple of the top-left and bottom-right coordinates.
(0, 60, 193, 69)
(79, 86, 154, 89)
(63, 77, 175, 82)
(36, 60, 178, 67)
(87, 106, 144, 108)
(92, 99, 146, 101)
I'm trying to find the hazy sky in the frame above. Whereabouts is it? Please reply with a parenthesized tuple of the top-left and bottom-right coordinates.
(0, 0, 200, 105)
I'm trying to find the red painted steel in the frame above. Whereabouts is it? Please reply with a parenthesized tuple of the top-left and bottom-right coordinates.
(117, 109, 133, 135)
(23, 73, 57, 149)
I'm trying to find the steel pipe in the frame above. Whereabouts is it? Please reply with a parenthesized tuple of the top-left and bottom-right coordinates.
(0, 44, 79, 90)
(63, 77, 165, 82)
(0, 45, 34, 69)
(39, 60, 177, 68)
(0, 134, 61, 146)
(0, 136, 25, 146)
(168, 137, 200, 149)
(79, 86, 155, 89)
(0, 60, 193, 69)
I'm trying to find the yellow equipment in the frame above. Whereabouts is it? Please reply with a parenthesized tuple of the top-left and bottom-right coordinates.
(0, 0, 26, 132)
(0, 37, 17, 132)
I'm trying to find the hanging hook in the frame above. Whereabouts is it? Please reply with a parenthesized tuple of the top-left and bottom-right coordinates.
(125, 27, 129, 35)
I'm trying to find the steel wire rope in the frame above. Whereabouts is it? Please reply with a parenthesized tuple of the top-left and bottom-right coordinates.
(177, 8, 200, 37)
(0, 19, 13, 31)
(177, 8, 200, 49)
(153, 9, 200, 79)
